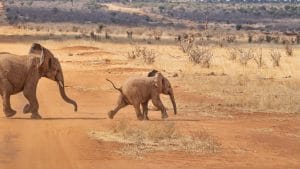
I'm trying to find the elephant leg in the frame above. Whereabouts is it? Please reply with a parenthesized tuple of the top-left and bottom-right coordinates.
(23, 104, 31, 114)
(142, 101, 149, 120)
(108, 96, 128, 119)
(133, 103, 143, 121)
(23, 89, 41, 119)
(151, 95, 168, 119)
(2, 94, 16, 117)
(1, 80, 16, 117)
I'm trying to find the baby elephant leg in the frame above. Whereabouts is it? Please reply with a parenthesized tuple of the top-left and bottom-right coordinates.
(151, 96, 168, 119)
(133, 103, 143, 121)
(142, 102, 149, 120)
(108, 95, 128, 119)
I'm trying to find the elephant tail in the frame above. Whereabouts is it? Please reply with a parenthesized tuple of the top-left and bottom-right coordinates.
(106, 79, 130, 104)
(106, 79, 122, 93)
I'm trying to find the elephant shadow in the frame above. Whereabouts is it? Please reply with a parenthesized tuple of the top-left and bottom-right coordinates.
(149, 118, 201, 122)
(4, 117, 106, 121)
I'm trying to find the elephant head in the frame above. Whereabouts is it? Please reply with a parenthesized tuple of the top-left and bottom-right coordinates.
(29, 43, 77, 112)
(149, 70, 177, 115)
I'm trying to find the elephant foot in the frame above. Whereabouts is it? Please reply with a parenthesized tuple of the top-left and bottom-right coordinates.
(161, 113, 168, 119)
(31, 113, 42, 119)
(4, 109, 17, 118)
(108, 111, 114, 119)
(137, 114, 144, 121)
(143, 115, 149, 121)
(23, 104, 31, 114)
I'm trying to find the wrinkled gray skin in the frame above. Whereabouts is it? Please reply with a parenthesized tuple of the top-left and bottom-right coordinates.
(107, 71, 177, 120)
(0, 43, 77, 119)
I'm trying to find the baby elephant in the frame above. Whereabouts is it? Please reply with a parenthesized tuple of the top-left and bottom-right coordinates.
(107, 71, 177, 120)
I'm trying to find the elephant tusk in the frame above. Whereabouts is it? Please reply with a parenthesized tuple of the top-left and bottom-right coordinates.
(58, 81, 64, 88)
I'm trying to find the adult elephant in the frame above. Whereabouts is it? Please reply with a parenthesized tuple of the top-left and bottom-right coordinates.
(0, 43, 77, 119)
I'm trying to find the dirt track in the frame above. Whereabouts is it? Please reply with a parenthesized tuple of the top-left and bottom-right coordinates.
(0, 66, 299, 169)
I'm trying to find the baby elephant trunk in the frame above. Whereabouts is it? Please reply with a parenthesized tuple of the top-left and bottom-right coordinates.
(169, 89, 177, 115)
(57, 81, 78, 112)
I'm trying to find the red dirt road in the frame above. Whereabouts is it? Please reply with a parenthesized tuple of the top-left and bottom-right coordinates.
(0, 68, 299, 169)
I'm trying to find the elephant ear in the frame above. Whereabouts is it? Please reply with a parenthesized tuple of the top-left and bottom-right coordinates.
(29, 43, 54, 70)
(153, 72, 163, 91)
(148, 69, 158, 77)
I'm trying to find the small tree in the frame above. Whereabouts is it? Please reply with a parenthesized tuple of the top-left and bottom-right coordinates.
(266, 35, 272, 43)
(236, 24, 242, 31)
(296, 34, 300, 44)
(96, 24, 104, 33)
(248, 33, 253, 43)
(126, 31, 133, 39)
(105, 31, 110, 39)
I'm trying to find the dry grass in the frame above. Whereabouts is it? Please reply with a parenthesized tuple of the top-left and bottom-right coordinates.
(89, 120, 220, 159)
(224, 76, 300, 113)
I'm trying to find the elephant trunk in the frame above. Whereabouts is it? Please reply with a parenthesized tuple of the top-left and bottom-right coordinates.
(169, 89, 177, 115)
(57, 81, 78, 112)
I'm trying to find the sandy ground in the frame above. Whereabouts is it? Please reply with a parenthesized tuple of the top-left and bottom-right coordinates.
(0, 28, 300, 169)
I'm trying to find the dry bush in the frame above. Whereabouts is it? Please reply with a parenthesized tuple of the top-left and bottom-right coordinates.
(227, 48, 257, 66)
(72, 26, 79, 32)
(257, 35, 265, 43)
(127, 45, 156, 64)
(188, 45, 213, 68)
(153, 30, 163, 41)
(238, 48, 254, 66)
(285, 44, 293, 56)
(225, 35, 236, 43)
(226, 47, 239, 60)
(179, 39, 193, 53)
(253, 48, 264, 68)
(89, 121, 220, 158)
(269, 49, 282, 67)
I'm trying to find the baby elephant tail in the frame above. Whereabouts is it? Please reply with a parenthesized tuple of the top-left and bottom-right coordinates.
(106, 79, 122, 93)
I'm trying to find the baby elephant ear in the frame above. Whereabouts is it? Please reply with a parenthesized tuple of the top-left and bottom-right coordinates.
(148, 69, 159, 77)
(153, 72, 163, 88)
